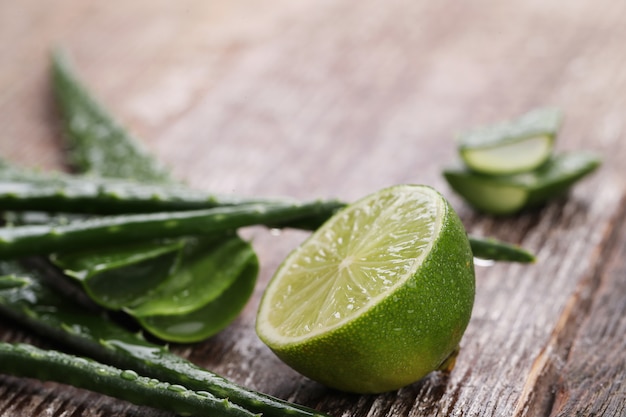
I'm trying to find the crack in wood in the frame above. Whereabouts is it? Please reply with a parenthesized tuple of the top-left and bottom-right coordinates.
(512, 193, 626, 417)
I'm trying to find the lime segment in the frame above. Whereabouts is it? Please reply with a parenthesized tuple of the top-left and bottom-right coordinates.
(256, 185, 475, 393)
(458, 107, 561, 175)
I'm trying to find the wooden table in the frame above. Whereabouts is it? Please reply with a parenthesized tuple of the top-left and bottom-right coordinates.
(1, 1, 625, 416)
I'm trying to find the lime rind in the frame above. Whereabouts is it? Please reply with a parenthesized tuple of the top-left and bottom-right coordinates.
(458, 107, 562, 175)
(258, 185, 443, 344)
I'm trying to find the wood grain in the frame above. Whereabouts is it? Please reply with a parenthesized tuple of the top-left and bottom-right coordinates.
(1, 0, 625, 416)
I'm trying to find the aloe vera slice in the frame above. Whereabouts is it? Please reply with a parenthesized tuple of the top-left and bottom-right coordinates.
(444, 152, 601, 215)
(127, 235, 256, 317)
(458, 107, 562, 175)
(50, 240, 184, 310)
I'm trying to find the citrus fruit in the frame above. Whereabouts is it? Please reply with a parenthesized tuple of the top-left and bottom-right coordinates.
(444, 151, 601, 215)
(458, 107, 562, 175)
(256, 185, 475, 393)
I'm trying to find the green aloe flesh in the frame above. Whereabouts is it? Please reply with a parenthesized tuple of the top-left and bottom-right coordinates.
(458, 107, 562, 175)
(0, 262, 330, 417)
(0, 342, 258, 417)
(444, 152, 601, 215)
(0, 201, 341, 259)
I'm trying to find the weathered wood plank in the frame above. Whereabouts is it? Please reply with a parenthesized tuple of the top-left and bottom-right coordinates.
(547, 200, 626, 417)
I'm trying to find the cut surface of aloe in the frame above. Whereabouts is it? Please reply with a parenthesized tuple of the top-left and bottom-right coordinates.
(458, 107, 562, 175)
(444, 152, 601, 215)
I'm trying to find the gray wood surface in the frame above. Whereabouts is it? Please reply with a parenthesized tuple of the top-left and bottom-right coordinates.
(1, 0, 625, 416)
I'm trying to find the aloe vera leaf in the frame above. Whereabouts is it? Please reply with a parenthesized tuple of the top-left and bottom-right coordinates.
(467, 236, 535, 263)
(50, 239, 185, 310)
(0, 200, 341, 259)
(127, 235, 256, 317)
(0, 263, 330, 417)
(50, 226, 259, 342)
(135, 252, 258, 343)
(51, 50, 269, 347)
(0, 342, 258, 417)
(52, 50, 171, 183)
(0, 274, 28, 290)
(444, 151, 602, 215)
(0, 163, 346, 219)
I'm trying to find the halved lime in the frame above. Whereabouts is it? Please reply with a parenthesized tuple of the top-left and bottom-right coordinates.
(458, 107, 562, 175)
(256, 185, 475, 393)
(443, 152, 601, 215)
